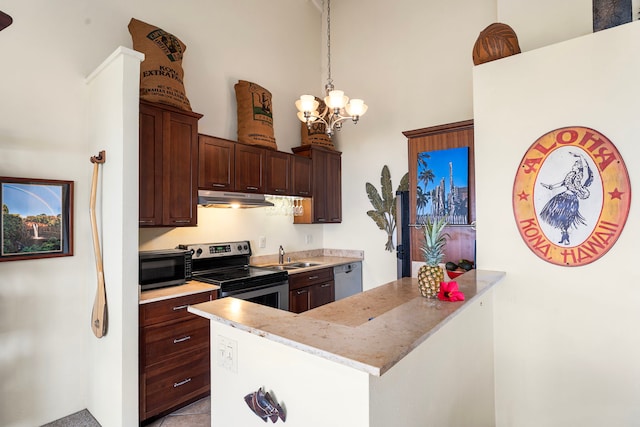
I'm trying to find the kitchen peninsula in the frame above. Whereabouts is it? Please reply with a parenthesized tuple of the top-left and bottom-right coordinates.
(189, 270, 504, 427)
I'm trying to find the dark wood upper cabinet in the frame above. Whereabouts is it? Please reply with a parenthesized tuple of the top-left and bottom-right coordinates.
(234, 144, 267, 193)
(290, 155, 312, 197)
(293, 145, 342, 224)
(198, 134, 235, 191)
(265, 150, 291, 195)
(139, 103, 163, 225)
(139, 101, 202, 227)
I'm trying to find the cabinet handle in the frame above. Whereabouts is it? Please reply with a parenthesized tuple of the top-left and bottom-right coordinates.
(139, 220, 154, 224)
(246, 186, 258, 191)
(172, 304, 189, 311)
(212, 183, 225, 188)
(174, 220, 191, 224)
(317, 218, 326, 222)
(298, 191, 309, 195)
(296, 289, 308, 295)
(320, 283, 331, 288)
(173, 335, 191, 344)
(173, 378, 192, 388)
(274, 188, 285, 193)
(308, 276, 319, 280)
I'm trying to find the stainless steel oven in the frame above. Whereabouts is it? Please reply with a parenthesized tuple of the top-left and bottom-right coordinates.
(178, 241, 289, 311)
(220, 279, 288, 310)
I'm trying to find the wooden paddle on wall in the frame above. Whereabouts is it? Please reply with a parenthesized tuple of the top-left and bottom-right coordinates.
(90, 151, 108, 338)
(0, 11, 13, 31)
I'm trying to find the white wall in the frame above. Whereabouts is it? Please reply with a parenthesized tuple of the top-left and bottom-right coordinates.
(498, 0, 592, 51)
(209, 322, 371, 427)
(474, 22, 640, 426)
(85, 47, 142, 426)
(321, 0, 497, 289)
(370, 290, 495, 427)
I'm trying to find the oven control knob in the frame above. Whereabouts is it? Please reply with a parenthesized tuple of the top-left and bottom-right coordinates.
(237, 244, 243, 252)
(196, 248, 203, 257)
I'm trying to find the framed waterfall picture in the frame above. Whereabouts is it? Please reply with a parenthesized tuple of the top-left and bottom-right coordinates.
(0, 177, 74, 261)
(416, 147, 470, 225)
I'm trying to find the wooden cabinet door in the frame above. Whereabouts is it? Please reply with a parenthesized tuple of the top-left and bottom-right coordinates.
(139, 103, 163, 226)
(324, 151, 342, 223)
(198, 134, 235, 191)
(292, 145, 342, 224)
(291, 155, 312, 197)
(265, 150, 291, 195)
(289, 287, 310, 314)
(235, 144, 266, 193)
(163, 111, 199, 226)
(139, 290, 213, 422)
(139, 101, 202, 227)
(309, 281, 335, 310)
(311, 149, 342, 223)
(288, 268, 334, 313)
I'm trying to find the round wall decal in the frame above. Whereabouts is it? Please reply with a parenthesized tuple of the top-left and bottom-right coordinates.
(513, 126, 631, 266)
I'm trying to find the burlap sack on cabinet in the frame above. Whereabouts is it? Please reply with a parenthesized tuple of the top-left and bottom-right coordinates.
(300, 96, 334, 150)
(234, 80, 277, 150)
(128, 17, 192, 111)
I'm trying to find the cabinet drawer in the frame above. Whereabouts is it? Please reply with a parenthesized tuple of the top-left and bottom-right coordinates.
(139, 292, 212, 327)
(143, 350, 210, 417)
(141, 317, 210, 367)
(288, 267, 333, 291)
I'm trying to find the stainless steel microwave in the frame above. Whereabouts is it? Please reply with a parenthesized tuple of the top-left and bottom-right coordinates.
(139, 249, 192, 291)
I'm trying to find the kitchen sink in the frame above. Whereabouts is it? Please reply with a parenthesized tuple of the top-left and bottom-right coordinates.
(266, 265, 300, 271)
(286, 262, 321, 268)
(262, 262, 321, 271)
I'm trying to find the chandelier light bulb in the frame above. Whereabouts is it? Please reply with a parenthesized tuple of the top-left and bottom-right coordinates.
(345, 99, 367, 117)
(325, 90, 348, 110)
(299, 95, 317, 111)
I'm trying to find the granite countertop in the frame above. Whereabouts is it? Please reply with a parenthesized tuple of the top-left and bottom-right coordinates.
(189, 269, 505, 376)
(139, 281, 219, 304)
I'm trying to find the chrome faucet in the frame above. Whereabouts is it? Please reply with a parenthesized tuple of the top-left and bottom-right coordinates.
(278, 245, 285, 265)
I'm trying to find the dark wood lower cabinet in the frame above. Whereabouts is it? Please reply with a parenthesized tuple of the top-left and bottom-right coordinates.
(139, 291, 214, 424)
(288, 268, 335, 313)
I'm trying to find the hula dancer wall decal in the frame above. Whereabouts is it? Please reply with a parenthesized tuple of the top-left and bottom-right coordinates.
(539, 152, 594, 246)
(513, 126, 631, 267)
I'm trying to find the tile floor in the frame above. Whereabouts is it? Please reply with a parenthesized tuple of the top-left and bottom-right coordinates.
(43, 396, 211, 427)
(145, 397, 211, 427)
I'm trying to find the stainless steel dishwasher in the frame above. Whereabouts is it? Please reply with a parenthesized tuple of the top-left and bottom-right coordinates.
(333, 262, 362, 301)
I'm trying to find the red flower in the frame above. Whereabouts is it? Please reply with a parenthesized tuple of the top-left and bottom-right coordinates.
(438, 281, 465, 302)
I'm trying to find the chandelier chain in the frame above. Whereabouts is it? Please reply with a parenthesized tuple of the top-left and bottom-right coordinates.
(326, 0, 332, 89)
(294, 0, 366, 138)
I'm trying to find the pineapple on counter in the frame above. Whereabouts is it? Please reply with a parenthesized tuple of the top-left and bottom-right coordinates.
(417, 217, 449, 298)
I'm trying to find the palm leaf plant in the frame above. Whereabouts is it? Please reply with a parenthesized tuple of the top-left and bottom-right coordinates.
(417, 217, 449, 298)
(366, 165, 409, 252)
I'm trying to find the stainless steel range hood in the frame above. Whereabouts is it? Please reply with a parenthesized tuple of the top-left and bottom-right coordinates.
(197, 190, 274, 208)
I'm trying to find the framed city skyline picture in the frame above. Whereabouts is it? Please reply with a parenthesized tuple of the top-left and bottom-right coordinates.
(416, 147, 469, 225)
(0, 177, 74, 261)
